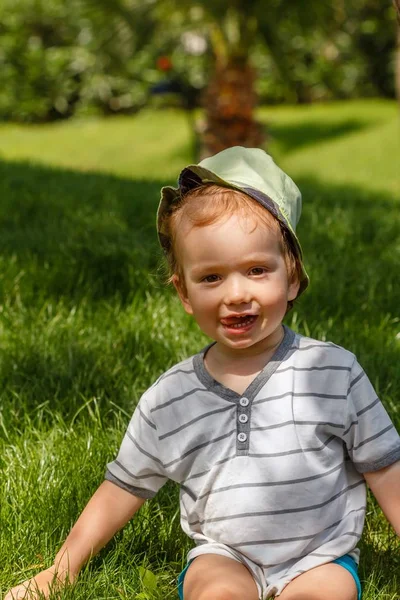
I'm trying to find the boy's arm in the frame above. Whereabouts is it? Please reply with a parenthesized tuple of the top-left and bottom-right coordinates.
(5, 480, 146, 599)
(364, 460, 400, 536)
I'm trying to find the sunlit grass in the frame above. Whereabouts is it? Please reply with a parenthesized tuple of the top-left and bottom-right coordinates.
(265, 99, 399, 195)
(0, 100, 399, 599)
(0, 109, 194, 180)
(0, 99, 397, 190)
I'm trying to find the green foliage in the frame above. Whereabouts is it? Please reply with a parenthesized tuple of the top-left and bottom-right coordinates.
(136, 567, 163, 599)
(251, 1, 397, 103)
(0, 0, 397, 122)
(0, 0, 170, 122)
(0, 0, 84, 121)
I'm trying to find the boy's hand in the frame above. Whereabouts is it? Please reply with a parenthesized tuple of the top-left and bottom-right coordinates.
(4, 566, 71, 599)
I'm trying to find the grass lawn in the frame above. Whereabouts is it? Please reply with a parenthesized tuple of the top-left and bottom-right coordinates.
(0, 99, 399, 599)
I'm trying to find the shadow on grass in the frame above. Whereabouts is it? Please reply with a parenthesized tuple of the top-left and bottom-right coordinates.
(0, 159, 163, 304)
(359, 544, 400, 593)
(269, 119, 370, 154)
(0, 158, 398, 309)
(0, 158, 399, 422)
(359, 502, 400, 594)
(296, 175, 400, 317)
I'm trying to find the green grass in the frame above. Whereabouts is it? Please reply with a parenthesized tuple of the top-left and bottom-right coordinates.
(0, 110, 194, 181)
(0, 99, 399, 599)
(265, 99, 399, 194)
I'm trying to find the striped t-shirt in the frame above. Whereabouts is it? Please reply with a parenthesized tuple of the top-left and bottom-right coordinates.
(106, 326, 400, 595)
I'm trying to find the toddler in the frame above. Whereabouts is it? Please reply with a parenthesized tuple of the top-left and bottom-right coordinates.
(6, 147, 400, 600)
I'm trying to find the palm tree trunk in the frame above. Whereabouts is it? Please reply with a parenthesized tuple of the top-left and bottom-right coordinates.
(394, 0, 400, 105)
(199, 58, 265, 158)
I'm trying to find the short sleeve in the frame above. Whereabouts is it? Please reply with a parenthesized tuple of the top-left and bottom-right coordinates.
(341, 359, 400, 473)
(105, 394, 168, 498)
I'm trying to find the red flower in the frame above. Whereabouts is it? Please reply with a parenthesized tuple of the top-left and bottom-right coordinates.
(157, 56, 173, 72)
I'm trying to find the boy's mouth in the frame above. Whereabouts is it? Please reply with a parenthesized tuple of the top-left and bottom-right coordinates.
(220, 315, 258, 330)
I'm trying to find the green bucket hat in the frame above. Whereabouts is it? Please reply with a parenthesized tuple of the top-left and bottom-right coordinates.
(157, 146, 309, 297)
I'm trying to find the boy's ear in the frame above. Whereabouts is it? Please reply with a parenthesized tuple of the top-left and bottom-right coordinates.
(172, 274, 193, 315)
(288, 277, 300, 302)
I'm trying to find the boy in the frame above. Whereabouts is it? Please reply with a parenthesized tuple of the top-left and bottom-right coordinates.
(6, 147, 400, 600)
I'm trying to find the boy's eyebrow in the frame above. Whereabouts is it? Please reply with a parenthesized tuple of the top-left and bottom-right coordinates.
(190, 253, 278, 273)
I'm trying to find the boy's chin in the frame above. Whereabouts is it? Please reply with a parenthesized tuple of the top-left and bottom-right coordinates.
(215, 335, 264, 353)
(215, 326, 284, 353)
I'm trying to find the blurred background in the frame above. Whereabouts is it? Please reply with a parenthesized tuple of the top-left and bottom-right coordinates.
(1, 0, 399, 158)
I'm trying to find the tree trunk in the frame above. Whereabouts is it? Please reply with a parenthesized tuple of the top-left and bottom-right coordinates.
(394, 0, 400, 105)
(396, 24, 400, 104)
(199, 58, 265, 159)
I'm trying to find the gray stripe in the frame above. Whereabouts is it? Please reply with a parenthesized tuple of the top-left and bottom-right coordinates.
(195, 463, 344, 500)
(348, 371, 365, 391)
(352, 424, 395, 451)
(180, 513, 190, 522)
(356, 397, 380, 417)
(252, 571, 263, 590)
(292, 392, 347, 399)
(180, 484, 197, 501)
(105, 470, 156, 499)
(248, 435, 336, 458)
(343, 420, 358, 436)
(127, 431, 164, 466)
(164, 429, 237, 469)
(184, 454, 237, 483)
(235, 530, 359, 549)
(251, 508, 365, 559)
(113, 459, 165, 480)
(309, 553, 344, 559)
(354, 445, 400, 472)
(233, 509, 364, 551)
(251, 420, 344, 432)
(151, 387, 206, 412)
(261, 551, 344, 569)
(276, 365, 351, 374)
(138, 406, 156, 430)
(265, 551, 346, 568)
(160, 368, 195, 382)
(253, 391, 294, 405)
(189, 480, 364, 526)
(290, 343, 336, 351)
(159, 405, 234, 440)
(253, 392, 346, 405)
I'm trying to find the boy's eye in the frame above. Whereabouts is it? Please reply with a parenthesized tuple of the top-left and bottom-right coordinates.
(249, 267, 268, 276)
(202, 274, 220, 283)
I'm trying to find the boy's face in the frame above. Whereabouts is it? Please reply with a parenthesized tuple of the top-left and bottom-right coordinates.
(173, 213, 299, 357)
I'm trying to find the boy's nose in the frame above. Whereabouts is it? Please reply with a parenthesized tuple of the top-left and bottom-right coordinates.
(223, 276, 251, 305)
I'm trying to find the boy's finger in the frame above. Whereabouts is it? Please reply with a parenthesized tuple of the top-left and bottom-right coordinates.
(5, 582, 37, 600)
